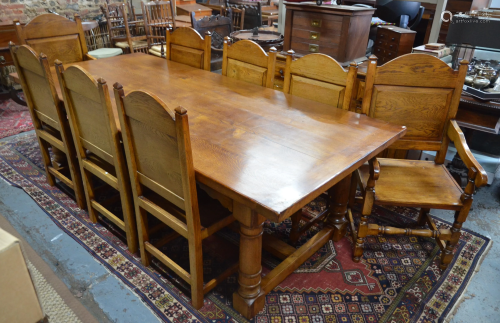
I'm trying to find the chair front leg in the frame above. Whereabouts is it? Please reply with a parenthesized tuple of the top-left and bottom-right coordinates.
(440, 167, 476, 270)
(353, 157, 379, 262)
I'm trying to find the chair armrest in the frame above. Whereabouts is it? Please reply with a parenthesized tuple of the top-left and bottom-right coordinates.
(85, 53, 97, 60)
(447, 120, 488, 187)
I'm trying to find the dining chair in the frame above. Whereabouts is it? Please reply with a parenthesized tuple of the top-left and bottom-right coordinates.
(226, 2, 262, 29)
(113, 84, 237, 309)
(103, 2, 149, 54)
(13, 13, 95, 65)
(190, 12, 232, 70)
(165, 27, 212, 71)
(55, 63, 137, 254)
(222, 37, 277, 88)
(283, 51, 358, 244)
(283, 51, 358, 109)
(142, 0, 176, 57)
(349, 54, 488, 270)
(224, 6, 245, 31)
(9, 43, 86, 209)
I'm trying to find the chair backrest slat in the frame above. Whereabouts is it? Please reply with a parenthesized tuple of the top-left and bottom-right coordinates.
(361, 54, 468, 160)
(14, 14, 89, 65)
(283, 52, 357, 110)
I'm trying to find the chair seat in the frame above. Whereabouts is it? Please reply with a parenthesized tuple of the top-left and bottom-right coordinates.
(358, 158, 464, 210)
(115, 40, 149, 49)
(88, 48, 123, 59)
(149, 45, 165, 57)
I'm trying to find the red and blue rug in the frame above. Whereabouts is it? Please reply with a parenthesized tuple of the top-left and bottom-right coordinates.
(0, 98, 33, 139)
(0, 132, 491, 323)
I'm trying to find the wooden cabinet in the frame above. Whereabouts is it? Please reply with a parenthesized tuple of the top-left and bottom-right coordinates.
(373, 26, 416, 65)
(283, 4, 375, 64)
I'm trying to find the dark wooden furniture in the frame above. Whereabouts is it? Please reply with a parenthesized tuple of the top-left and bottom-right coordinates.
(222, 36, 277, 88)
(142, 0, 176, 54)
(373, 25, 416, 65)
(225, 6, 245, 31)
(191, 12, 232, 70)
(114, 86, 237, 309)
(0, 22, 25, 105)
(9, 44, 86, 210)
(226, 2, 262, 29)
(349, 54, 488, 270)
(13, 14, 95, 65)
(283, 4, 375, 64)
(103, 2, 149, 54)
(41, 53, 406, 318)
(166, 27, 212, 70)
(55, 63, 138, 254)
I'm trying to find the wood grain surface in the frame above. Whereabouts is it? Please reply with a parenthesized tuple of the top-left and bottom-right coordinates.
(46, 53, 406, 222)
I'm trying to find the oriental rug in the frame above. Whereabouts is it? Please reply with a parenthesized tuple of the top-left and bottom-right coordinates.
(0, 98, 33, 139)
(0, 132, 491, 323)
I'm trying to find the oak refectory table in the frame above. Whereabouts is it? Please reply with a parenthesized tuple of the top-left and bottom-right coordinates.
(18, 53, 406, 318)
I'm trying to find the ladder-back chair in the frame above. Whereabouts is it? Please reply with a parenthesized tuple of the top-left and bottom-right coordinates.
(113, 84, 237, 309)
(55, 63, 137, 253)
(222, 37, 277, 88)
(103, 2, 149, 54)
(9, 43, 86, 209)
(13, 13, 95, 65)
(166, 27, 212, 71)
(349, 54, 488, 270)
(142, 0, 176, 57)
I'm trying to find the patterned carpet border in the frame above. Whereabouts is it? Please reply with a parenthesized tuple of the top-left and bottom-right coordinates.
(0, 133, 210, 323)
(0, 132, 492, 323)
(0, 99, 33, 139)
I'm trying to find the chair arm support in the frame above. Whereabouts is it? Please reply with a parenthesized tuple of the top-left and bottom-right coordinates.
(367, 157, 380, 188)
(447, 120, 488, 187)
(85, 53, 97, 60)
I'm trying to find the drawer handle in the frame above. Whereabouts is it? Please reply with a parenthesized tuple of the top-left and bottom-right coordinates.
(391, 37, 395, 41)
(389, 44, 393, 48)
(311, 19, 322, 27)
(309, 31, 320, 40)
(309, 44, 319, 53)
(388, 52, 392, 56)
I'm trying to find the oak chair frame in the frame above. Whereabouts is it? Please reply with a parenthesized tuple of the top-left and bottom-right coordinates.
(222, 37, 277, 88)
(103, 2, 149, 54)
(113, 85, 237, 309)
(13, 14, 95, 65)
(55, 63, 137, 254)
(166, 27, 212, 71)
(142, 0, 176, 53)
(283, 51, 358, 244)
(9, 43, 86, 210)
(349, 54, 488, 270)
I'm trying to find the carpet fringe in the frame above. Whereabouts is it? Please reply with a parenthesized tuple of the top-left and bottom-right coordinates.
(443, 239, 494, 323)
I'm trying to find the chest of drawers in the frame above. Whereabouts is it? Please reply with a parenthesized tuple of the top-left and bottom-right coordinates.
(283, 4, 375, 64)
(373, 26, 416, 65)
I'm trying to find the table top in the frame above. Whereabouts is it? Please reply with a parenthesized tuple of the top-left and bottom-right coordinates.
(34, 54, 406, 222)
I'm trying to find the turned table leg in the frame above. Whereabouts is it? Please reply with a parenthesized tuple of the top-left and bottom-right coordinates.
(232, 201, 266, 319)
(327, 173, 352, 242)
